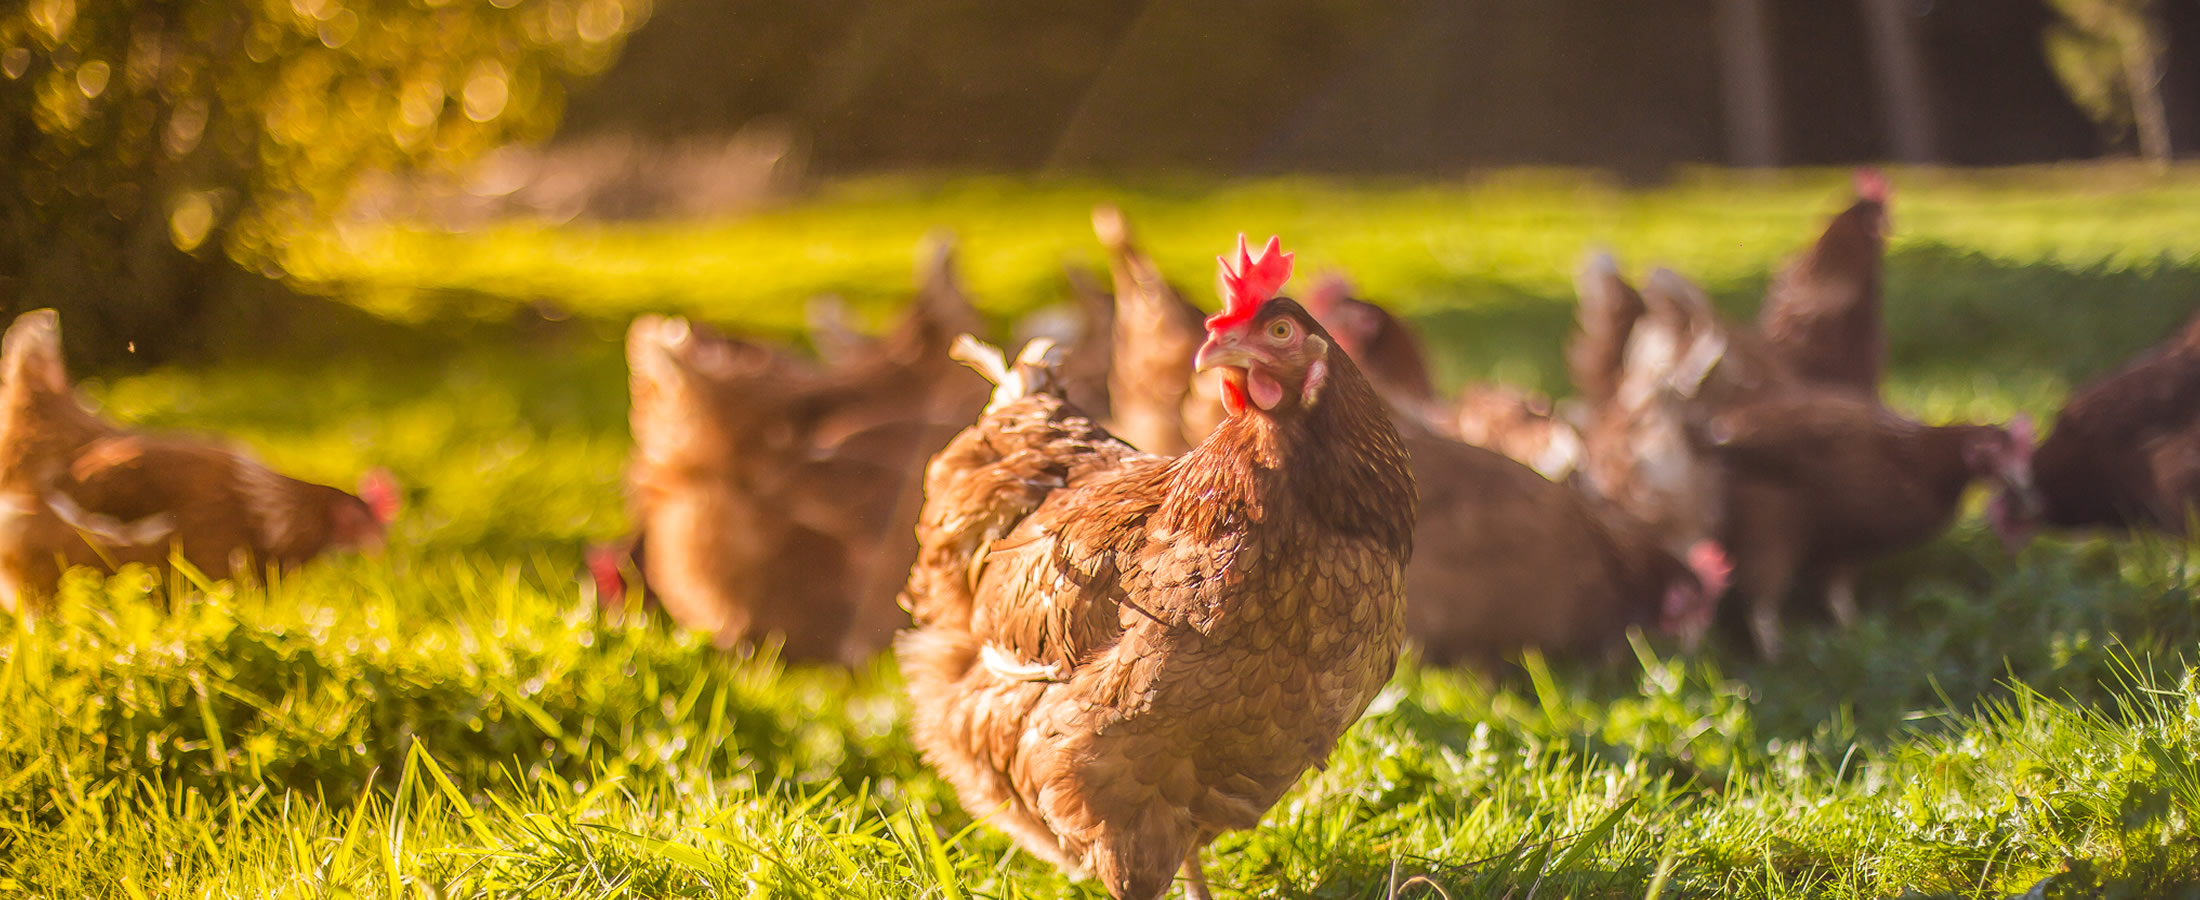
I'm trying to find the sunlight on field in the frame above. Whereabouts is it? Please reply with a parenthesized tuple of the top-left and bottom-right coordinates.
(7, 171, 2200, 898)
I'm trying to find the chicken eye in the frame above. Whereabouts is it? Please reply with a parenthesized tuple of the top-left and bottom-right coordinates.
(1267, 319, 1294, 342)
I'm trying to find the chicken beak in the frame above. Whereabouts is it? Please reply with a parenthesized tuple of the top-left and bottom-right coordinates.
(1194, 333, 1253, 373)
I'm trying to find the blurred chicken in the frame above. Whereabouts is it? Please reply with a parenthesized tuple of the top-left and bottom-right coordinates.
(1302, 272, 1444, 422)
(898, 236, 1414, 900)
(1696, 387, 2030, 659)
(1401, 420, 1727, 667)
(1757, 169, 1891, 394)
(810, 237, 991, 448)
(1093, 204, 1225, 454)
(0, 310, 396, 613)
(1579, 267, 1787, 558)
(1566, 251, 1645, 410)
(1991, 312, 2200, 546)
(1014, 264, 1115, 418)
(1450, 383, 1581, 482)
(623, 315, 929, 663)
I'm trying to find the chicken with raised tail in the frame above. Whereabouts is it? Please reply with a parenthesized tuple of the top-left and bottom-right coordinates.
(1093, 204, 1226, 454)
(1991, 310, 2200, 547)
(1757, 169, 1892, 394)
(897, 235, 1414, 900)
(0, 310, 397, 613)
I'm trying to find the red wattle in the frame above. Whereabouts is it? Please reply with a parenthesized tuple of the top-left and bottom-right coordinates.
(1221, 379, 1247, 415)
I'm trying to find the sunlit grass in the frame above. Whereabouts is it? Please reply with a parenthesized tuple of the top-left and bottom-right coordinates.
(6, 169, 2200, 897)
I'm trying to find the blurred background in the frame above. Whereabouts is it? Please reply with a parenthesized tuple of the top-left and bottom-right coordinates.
(2, 0, 2194, 364)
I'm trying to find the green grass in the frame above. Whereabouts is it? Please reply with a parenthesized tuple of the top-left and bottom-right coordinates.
(10, 167, 2200, 898)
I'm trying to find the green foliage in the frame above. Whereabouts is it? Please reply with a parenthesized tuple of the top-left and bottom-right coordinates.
(0, 0, 644, 363)
(7, 173, 2200, 897)
(2044, 0, 2167, 156)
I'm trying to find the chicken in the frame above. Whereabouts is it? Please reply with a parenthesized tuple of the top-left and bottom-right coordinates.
(1301, 272, 1442, 420)
(1450, 383, 1582, 482)
(0, 310, 396, 612)
(897, 235, 1414, 900)
(810, 237, 991, 448)
(1566, 251, 1645, 410)
(1579, 268, 1782, 558)
(1696, 387, 2031, 659)
(1399, 419, 1727, 667)
(623, 315, 926, 663)
(1013, 264, 1115, 419)
(1756, 169, 1892, 394)
(1990, 311, 2200, 546)
(1093, 204, 1224, 454)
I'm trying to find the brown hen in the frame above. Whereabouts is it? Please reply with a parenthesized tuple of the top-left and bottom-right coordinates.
(622, 315, 938, 663)
(1697, 387, 2029, 659)
(1992, 311, 2200, 545)
(1757, 169, 1891, 394)
(0, 310, 394, 613)
(1093, 204, 1226, 454)
(1401, 419, 1726, 668)
(898, 236, 1414, 900)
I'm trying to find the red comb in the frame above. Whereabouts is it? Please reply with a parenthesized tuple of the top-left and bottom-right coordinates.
(1853, 168, 1890, 204)
(1207, 234, 1294, 332)
(358, 468, 401, 525)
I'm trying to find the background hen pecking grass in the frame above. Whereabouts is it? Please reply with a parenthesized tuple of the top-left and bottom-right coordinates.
(6, 166, 2200, 898)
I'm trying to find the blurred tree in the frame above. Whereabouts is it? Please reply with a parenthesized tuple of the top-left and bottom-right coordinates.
(0, 0, 645, 365)
(2045, 0, 2171, 165)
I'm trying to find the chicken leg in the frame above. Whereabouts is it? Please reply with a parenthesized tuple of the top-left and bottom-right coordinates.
(1180, 856, 1214, 900)
(1824, 567, 1860, 629)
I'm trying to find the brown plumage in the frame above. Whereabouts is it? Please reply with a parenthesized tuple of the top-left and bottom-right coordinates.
(1578, 268, 1788, 558)
(1302, 273, 1442, 420)
(1566, 251, 1645, 409)
(1450, 383, 1582, 482)
(0, 310, 393, 613)
(1399, 420, 1725, 668)
(1756, 170, 1890, 394)
(622, 315, 948, 663)
(1697, 387, 2029, 659)
(898, 237, 1414, 900)
(1093, 204, 1224, 454)
(1991, 311, 2200, 545)
(1029, 264, 1116, 419)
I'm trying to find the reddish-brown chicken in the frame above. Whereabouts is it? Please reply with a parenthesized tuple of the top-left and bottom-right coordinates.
(1757, 169, 1891, 394)
(1697, 387, 2030, 659)
(1093, 204, 1225, 454)
(1400, 419, 1727, 667)
(1991, 311, 2200, 545)
(898, 236, 1414, 900)
(623, 315, 927, 663)
(0, 310, 396, 613)
(1579, 268, 1784, 558)
(1566, 252, 1645, 410)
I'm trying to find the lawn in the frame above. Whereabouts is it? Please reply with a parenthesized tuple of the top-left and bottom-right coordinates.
(6, 167, 2200, 898)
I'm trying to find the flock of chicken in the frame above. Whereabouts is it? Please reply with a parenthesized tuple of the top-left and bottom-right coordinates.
(0, 174, 2195, 900)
